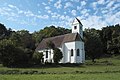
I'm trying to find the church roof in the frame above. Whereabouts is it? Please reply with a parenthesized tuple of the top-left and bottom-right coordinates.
(36, 33, 83, 50)
(72, 18, 83, 25)
(76, 18, 83, 25)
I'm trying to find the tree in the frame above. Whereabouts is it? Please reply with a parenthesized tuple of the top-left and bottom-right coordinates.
(0, 23, 8, 40)
(0, 39, 30, 67)
(53, 48, 63, 64)
(32, 26, 71, 46)
(100, 24, 120, 55)
(9, 32, 21, 46)
(17, 30, 35, 50)
(85, 28, 103, 62)
(32, 52, 43, 64)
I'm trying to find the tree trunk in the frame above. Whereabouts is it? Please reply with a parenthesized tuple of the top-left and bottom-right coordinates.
(92, 58, 95, 63)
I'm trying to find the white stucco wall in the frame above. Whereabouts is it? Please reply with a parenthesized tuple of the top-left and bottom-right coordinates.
(38, 49, 54, 63)
(38, 41, 85, 63)
(62, 41, 85, 63)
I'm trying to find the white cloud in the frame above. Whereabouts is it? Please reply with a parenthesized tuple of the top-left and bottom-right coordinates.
(42, 2, 47, 6)
(81, 9, 89, 14)
(54, 0, 62, 9)
(0, 6, 19, 17)
(81, 1, 86, 6)
(111, 3, 120, 11)
(97, 0, 105, 4)
(59, 15, 65, 20)
(38, 11, 41, 14)
(77, 6, 81, 10)
(106, 1, 115, 8)
(70, 0, 79, 2)
(2, 7, 12, 11)
(71, 10, 76, 16)
(24, 11, 34, 17)
(0, 4, 50, 27)
(47, 10, 51, 14)
(81, 9, 120, 30)
(42, 15, 49, 19)
(64, 2, 72, 9)
(101, 9, 108, 14)
(51, 15, 73, 28)
(64, 11, 66, 14)
(82, 15, 107, 29)
(92, 2, 97, 10)
(8, 4, 16, 8)
(45, 6, 50, 10)
(105, 11, 120, 25)
(51, 12, 60, 19)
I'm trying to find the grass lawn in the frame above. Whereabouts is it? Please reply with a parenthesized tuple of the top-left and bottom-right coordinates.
(1, 73, 120, 80)
(0, 56, 120, 80)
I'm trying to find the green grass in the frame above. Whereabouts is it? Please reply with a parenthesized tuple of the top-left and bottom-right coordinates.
(0, 57, 120, 80)
(1, 73, 120, 80)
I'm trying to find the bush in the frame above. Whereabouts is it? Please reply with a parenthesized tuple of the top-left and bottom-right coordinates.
(53, 48, 63, 64)
(32, 52, 43, 64)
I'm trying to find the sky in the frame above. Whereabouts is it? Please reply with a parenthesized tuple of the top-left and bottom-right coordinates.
(0, 0, 120, 32)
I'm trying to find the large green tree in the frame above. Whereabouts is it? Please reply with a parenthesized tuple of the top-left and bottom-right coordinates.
(0, 39, 31, 67)
(85, 28, 103, 62)
(9, 30, 35, 50)
(100, 24, 120, 55)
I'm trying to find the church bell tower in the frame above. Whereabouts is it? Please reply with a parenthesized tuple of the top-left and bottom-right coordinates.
(72, 18, 83, 38)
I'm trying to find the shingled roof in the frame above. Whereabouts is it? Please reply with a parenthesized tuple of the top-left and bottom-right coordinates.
(36, 33, 83, 50)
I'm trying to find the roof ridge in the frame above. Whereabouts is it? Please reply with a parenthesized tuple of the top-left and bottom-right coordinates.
(75, 18, 83, 25)
(43, 33, 75, 40)
(36, 33, 83, 50)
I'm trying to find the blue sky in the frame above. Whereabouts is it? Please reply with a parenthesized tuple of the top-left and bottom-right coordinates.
(0, 0, 120, 32)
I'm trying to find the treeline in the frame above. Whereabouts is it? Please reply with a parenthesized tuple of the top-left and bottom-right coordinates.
(0, 23, 120, 67)
(0, 24, 70, 67)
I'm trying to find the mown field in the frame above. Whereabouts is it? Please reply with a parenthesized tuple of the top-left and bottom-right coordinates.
(1, 73, 120, 80)
(0, 56, 120, 80)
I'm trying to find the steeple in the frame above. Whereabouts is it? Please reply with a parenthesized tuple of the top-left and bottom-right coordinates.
(72, 18, 83, 38)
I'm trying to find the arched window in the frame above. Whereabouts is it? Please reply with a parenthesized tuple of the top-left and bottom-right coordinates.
(46, 51, 48, 58)
(71, 49, 73, 56)
(77, 49, 79, 56)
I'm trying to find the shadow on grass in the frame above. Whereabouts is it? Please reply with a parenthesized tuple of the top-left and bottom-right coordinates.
(26, 63, 85, 69)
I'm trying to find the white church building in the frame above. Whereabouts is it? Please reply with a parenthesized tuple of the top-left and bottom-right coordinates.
(36, 18, 85, 63)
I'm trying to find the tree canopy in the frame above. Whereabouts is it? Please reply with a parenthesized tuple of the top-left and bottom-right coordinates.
(0, 22, 120, 66)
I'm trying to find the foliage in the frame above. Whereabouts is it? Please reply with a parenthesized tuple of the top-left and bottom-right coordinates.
(53, 48, 63, 64)
(0, 23, 9, 40)
(0, 39, 31, 67)
(84, 28, 103, 62)
(32, 52, 43, 64)
(100, 24, 120, 55)
(0, 22, 120, 65)
(32, 25, 71, 46)
(17, 30, 35, 50)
